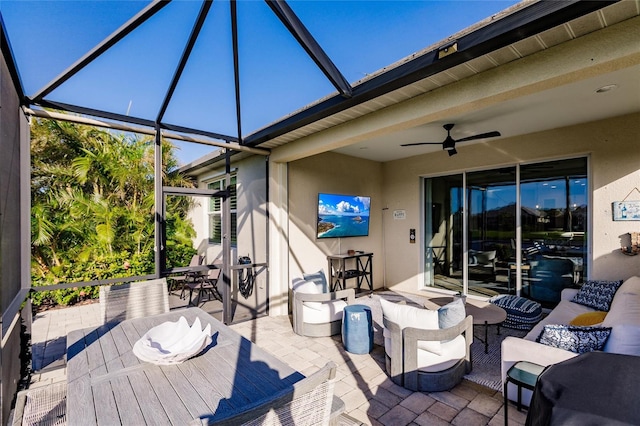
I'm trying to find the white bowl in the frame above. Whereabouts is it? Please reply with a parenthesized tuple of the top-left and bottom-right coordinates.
(133, 316, 212, 365)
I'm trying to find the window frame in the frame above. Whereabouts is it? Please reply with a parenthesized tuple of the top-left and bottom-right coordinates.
(206, 173, 237, 246)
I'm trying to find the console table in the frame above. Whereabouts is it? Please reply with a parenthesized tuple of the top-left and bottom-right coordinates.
(327, 252, 373, 293)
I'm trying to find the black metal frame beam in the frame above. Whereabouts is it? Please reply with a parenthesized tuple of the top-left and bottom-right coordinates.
(157, 0, 212, 123)
(1, 14, 25, 102)
(243, 0, 619, 147)
(34, 99, 239, 143)
(31, 0, 170, 102)
(36, 99, 156, 127)
(230, 0, 243, 142)
(161, 122, 239, 144)
(266, 0, 352, 98)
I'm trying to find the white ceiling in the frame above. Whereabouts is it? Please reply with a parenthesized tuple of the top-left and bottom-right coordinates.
(332, 64, 640, 162)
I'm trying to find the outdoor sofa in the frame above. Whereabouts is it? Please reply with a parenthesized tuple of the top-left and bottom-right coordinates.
(501, 275, 640, 406)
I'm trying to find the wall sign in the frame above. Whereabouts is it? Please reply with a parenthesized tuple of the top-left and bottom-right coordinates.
(612, 201, 640, 221)
(393, 210, 406, 220)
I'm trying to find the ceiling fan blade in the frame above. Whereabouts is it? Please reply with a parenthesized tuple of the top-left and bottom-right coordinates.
(456, 131, 501, 142)
(400, 141, 443, 147)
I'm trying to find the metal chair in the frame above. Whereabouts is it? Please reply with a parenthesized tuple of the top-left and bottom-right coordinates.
(525, 257, 575, 304)
(173, 254, 203, 298)
(184, 268, 221, 306)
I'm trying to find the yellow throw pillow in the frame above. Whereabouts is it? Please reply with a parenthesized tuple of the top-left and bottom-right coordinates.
(569, 311, 607, 326)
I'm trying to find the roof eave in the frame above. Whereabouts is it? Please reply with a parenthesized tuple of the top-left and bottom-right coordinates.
(243, 0, 620, 148)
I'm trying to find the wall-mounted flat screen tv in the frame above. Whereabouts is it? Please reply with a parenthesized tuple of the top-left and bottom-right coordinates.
(317, 193, 371, 239)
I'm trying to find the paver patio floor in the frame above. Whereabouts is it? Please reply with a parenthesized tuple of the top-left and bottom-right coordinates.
(27, 293, 527, 425)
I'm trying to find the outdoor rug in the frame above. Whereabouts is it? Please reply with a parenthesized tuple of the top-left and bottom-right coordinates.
(355, 291, 528, 392)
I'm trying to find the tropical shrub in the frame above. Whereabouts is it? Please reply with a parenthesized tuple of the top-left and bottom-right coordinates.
(30, 117, 198, 307)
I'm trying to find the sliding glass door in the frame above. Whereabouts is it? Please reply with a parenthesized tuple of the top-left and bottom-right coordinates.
(424, 174, 463, 291)
(424, 157, 587, 306)
(519, 158, 587, 307)
(466, 168, 516, 297)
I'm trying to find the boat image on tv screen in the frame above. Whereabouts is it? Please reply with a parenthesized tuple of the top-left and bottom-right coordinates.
(317, 193, 371, 239)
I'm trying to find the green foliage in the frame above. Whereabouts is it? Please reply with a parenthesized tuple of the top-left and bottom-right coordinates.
(166, 244, 198, 270)
(30, 116, 198, 307)
(31, 251, 150, 306)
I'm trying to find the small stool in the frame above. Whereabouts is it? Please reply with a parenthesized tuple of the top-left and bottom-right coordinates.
(504, 361, 545, 425)
(490, 295, 542, 330)
(342, 304, 373, 354)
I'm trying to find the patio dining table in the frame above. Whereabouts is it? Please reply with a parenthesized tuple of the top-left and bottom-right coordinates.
(66, 307, 327, 425)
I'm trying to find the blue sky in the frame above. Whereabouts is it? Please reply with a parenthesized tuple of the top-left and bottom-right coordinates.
(1, 0, 519, 165)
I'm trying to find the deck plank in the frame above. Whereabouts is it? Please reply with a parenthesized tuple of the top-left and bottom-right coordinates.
(66, 307, 305, 425)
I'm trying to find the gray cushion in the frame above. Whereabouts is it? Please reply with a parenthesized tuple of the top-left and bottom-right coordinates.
(438, 298, 466, 329)
(303, 270, 328, 293)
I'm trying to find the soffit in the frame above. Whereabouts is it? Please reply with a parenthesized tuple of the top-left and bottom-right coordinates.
(255, 0, 639, 152)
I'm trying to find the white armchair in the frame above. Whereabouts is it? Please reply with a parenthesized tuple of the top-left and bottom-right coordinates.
(380, 298, 473, 392)
(292, 277, 355, 337)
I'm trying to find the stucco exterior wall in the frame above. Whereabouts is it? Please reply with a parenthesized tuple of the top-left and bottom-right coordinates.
(382, 112, 640, 295)
(287, 152, 383, 288)
(192, 155, 268, 265)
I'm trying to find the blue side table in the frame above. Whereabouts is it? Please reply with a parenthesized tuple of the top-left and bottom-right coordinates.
(342, 304, 373, 354)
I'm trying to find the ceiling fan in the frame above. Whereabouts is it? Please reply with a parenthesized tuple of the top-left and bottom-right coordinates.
(401, 123, 501, 156)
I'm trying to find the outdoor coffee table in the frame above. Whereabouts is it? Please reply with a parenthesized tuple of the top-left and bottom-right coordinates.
(427, 297, 507, 354)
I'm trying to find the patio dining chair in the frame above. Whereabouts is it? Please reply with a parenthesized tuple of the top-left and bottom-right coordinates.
(99, 278, 170, 324)
(184, 268, 222, 306)
(12, 382, 67, 426)
(168, 254, 203, 295)
(201, 361, 340, 425)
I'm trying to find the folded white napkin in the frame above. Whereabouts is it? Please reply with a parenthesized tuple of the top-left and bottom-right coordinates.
(133, 316, 212, 365)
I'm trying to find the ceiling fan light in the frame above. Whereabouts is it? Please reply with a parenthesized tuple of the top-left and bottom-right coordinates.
(443, 136, 456, 150)
(448, 148, 457, 156)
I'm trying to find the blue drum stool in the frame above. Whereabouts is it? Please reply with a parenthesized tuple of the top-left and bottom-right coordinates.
(342, 304, 373, 354)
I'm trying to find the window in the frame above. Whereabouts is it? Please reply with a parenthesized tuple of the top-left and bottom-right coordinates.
(207, 175, 237, 245)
